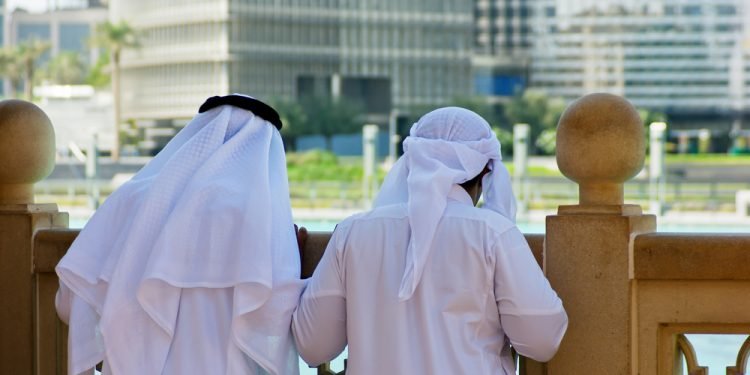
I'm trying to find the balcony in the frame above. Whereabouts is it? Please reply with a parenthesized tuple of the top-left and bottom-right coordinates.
(1, 94, 749, 374)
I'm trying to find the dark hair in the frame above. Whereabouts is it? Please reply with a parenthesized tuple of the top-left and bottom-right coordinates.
(198, 95, 283, 130)
(459, 164, 490, 190)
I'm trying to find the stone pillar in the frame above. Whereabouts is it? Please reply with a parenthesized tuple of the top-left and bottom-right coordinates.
(362, 124, 378, 208)
(86, 134, 100, 210)
(0, 100, 68, 375)
(649, 122, 667, 215)
(546, 93, 656, 374)
(676, 132, 689, 154)
(387, 110, 399, 166)
(513, 123, 530, 215)
(698, 129, 711, 153)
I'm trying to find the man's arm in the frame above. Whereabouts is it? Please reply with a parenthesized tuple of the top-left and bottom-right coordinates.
(494, 227, 568, 362)
(292, 228, 347, 366)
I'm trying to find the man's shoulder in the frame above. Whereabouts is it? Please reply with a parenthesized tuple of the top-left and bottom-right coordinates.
(443, 202, 516, 236)
(336, 204, 408, 230)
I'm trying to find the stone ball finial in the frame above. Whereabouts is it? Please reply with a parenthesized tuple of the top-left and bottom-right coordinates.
(0, 100, 55, 204)
(556, 93, 645, 206)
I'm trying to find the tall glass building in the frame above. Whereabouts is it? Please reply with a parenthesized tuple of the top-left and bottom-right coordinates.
(530, 0, 750, 128)
(473, 0, 532, 99)
(112, 0, 474, 125)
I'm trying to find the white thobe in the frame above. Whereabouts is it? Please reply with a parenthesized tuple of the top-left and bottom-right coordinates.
(293, 186, 568, 374)
(56, 104, 302, 375)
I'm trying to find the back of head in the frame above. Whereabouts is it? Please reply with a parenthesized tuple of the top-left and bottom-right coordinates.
(374, 106, 515, 301)
(410, 107, 494, 145)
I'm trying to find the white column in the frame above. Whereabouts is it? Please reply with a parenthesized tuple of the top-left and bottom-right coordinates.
(513, 123, 529, 215)
(331, 73, 341, 99)
(362, 124, 379, 209)
(649, 122, 667, 215)
(698, 129, 711, 153)
(387, 109, 399, 166)
(86, 134, 99, 209)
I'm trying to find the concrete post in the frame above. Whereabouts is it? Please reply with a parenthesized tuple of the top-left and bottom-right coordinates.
(362, 124, 378, 208)
(547, 93, 656, 374)
(649, 122, 667, 215)
(698, 128, 711, 153)
(0, 100, 68, 374)
(387, 110, 399, 166)
(676, 132, 689, 154)
(86, 134, 100, 209)
(513, 123, 530, 215)
(331, 73, 341, 99)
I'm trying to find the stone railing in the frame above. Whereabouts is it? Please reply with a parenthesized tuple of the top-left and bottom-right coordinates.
(2, 94, 750, 374)
(633, 233, 750, 374)
(30, 226, 546, 374)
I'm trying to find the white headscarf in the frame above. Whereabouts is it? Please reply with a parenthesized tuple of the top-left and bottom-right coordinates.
(55, 96, 303, 374)
(373, 107, 517, 301)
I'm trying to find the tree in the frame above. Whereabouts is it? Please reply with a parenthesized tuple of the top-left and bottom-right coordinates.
(450, 96, 504, 128)
(43, 52, 87, 85)
(503, 90, 566, 154)
(85, 52, 110, 88)
(270, 98, 307, 151)
(90, 21, 140, 161)
(638, 108, 666, 126)
(16, 39, 51, 100)
(299, 96, 362, 151)
(0, 48, 23, 98)
(639, 108, 668, 154)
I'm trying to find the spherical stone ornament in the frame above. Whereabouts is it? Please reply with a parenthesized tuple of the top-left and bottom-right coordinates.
(556, 93, 645, 206)
(0, 100, 55, 204)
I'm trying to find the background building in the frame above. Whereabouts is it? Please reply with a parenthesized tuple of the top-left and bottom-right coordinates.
(111, 0, 474, 150)
(4, 3, 112, 153)
(529, 0, 750, 134)
(6, 4, 106, 64)
(473, 0, 531, 100)
(0, 0, 5, 50)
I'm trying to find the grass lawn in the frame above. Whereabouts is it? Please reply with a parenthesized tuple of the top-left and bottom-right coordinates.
(661, 153, 750, 165)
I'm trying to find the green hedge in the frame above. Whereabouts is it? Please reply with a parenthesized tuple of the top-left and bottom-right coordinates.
(286, 150, 364, 182)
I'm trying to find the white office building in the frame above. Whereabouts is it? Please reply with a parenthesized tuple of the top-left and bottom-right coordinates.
(6, 6, 107, 65)
(530, 0, 750, 128)
(473, 0, 533, 100)
(111, 0, 474, 132)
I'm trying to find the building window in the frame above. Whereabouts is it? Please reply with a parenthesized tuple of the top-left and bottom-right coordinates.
(683, 5, 702, 15)
(716, 5, 736, 16)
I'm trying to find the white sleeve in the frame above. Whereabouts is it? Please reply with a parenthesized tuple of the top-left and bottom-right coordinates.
(494, 227, 568, 362)
(55, 283, 72, 324)
(292, 228, 347, 366)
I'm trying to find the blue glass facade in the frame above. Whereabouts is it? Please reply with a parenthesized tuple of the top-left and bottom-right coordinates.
(297, 133, 390, 157)
(60, 23, 90, 54)
(18, 23, 51, 41)
(474, 73, 525, 96)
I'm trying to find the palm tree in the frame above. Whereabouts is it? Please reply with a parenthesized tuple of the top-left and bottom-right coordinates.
(15, 39, 50, 100)
(90, 21, 140, 161)
(0, 48, 23, 98)
(44, 52, 86, 85)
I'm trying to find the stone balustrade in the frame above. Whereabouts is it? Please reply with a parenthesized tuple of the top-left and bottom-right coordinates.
(2, 94, 750, 374)
(0, 101, 69, 375)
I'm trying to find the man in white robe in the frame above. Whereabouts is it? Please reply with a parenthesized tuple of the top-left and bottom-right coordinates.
(293, 107, 568, 374)
(56, 94, 305, 375)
